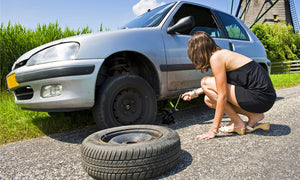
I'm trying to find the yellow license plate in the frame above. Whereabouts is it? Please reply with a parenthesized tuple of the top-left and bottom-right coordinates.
(7, 73, 19, 89)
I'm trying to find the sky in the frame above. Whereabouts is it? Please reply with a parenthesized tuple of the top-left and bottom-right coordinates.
(0, 0, 299, 32)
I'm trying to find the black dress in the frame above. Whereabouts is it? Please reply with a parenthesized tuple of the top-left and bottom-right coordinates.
(226, 61, 276, 113)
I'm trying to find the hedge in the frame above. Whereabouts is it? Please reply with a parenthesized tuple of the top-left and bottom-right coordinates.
(0, 21, 92, 89)
(251, 22, 300, 62)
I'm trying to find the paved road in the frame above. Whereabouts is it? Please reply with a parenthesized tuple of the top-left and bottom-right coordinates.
(1, 86, 299, 180)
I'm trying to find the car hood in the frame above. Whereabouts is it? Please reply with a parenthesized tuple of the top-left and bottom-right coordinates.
(15, 27, 164, 63)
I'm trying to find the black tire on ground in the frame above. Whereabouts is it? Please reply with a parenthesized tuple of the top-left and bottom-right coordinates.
(93, 74, 157, 129)
(81, 125, 181, 180)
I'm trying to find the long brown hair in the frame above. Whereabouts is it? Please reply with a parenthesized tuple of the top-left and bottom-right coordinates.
(188, 31, 221, 72)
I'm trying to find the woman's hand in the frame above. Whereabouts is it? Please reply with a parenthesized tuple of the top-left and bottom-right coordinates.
(181, 93, 192, 101)
(196, 129, 217, 140)
(181, 88, 203, 101)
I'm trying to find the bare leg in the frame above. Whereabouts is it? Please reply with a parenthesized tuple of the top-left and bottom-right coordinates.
(201, 76, 245, 129)
(203, 76, 265, 128)
(231, 106, 265, 128)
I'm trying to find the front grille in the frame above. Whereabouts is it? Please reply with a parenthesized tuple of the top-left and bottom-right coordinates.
(14, 59, 28, 70)
(14, 86, 34, 100)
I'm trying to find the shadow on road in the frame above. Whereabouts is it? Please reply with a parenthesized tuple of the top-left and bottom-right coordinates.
(154, 150, 193, 179)
(276, 96, 285, 101)
(31, 110, 97, 144)
(161, 104, 291, 137)
(39, 102, 290, 145)
(252, 123, 291, 136)
(157, 105, 215, 130)
(48, 126, 98, 144)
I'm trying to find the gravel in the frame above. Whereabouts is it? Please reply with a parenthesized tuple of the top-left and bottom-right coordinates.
(1, 86, 299, 180)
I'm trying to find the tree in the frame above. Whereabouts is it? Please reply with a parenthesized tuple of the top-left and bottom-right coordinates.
(251, 22, 300, 62)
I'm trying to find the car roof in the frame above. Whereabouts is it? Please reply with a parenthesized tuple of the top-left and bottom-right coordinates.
(176, 1, 234, 17)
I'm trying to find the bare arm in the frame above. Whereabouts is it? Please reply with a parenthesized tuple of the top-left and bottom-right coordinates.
(181, 88, 204, 101)
(196, 52, 228, 140)
(209, 53, 228, 132)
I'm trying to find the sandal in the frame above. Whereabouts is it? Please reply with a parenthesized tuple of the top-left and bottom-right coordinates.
(219, 126, 245, 135)
(245, 123, 270, 133)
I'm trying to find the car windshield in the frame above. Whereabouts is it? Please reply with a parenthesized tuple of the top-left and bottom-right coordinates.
(122, 3, 175, 29)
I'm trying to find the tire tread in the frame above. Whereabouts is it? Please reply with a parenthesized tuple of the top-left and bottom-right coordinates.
(81, 125, 181, 180)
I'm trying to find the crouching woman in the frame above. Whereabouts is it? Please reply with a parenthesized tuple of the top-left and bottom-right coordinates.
(182, 31, 276, 140)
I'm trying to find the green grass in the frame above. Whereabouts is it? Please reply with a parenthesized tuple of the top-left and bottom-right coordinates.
(0, 92, 94, 144)
(0, 73, 299, 145)
(270, 73, 300, 89)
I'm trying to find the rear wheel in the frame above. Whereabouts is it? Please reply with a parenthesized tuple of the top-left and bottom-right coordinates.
(93, 74, 157, 129)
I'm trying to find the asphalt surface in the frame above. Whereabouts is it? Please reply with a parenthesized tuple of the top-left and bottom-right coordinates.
(1, 86, 299, 180)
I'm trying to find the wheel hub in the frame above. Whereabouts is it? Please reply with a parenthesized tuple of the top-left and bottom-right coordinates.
(100, 128, 162, 144)
(113, 89, 143, 124)
(125, 104, 131, 110)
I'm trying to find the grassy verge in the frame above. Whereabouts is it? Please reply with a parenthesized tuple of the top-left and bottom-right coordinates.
(270, 73, 300, 89)
(0, 92, 94, 144)
(0, 73, 299, 145)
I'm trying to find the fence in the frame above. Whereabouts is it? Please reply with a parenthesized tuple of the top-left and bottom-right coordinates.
(271, 60, 300, 74)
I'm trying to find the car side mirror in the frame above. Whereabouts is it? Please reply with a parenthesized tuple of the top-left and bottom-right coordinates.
(167, 16, 195, 34)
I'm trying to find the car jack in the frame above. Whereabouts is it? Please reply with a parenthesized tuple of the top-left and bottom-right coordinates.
(161, 95, 181, 125)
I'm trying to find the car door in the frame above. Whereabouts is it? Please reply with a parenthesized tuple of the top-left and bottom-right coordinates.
(214, 11, 253, 57)
(161, 3, 230, 91)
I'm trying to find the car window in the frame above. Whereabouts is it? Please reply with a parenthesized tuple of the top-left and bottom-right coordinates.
(122, 3, 175, 29)
(215, 11, 250, 41)
(170, 4, 223, 37)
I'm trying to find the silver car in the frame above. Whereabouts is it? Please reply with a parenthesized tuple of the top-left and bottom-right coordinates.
(6, 1, 271, 129)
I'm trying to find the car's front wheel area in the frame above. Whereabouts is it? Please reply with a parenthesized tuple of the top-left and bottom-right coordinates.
(93, 74, 157, 129)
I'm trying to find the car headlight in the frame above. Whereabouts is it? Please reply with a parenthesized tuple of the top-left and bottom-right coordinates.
(27, 42, 80, 65)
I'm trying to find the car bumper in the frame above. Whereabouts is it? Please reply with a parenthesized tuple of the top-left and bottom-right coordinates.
(7, 59, 103, 112)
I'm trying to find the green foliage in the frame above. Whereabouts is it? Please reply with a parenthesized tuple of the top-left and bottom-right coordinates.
(227, 26, 247, 40)
(270, 73, 300, 89)
(99, 24, 110, 32)
(251, 22, 300, 62)
(0, 91, 94, 145)
(0, 21, 92, 89)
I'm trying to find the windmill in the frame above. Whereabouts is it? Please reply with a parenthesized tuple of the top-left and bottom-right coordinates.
(234, 0, 299, 32)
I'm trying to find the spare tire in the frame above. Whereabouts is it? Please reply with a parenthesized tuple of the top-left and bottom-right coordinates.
(81, 125, 181, 180)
